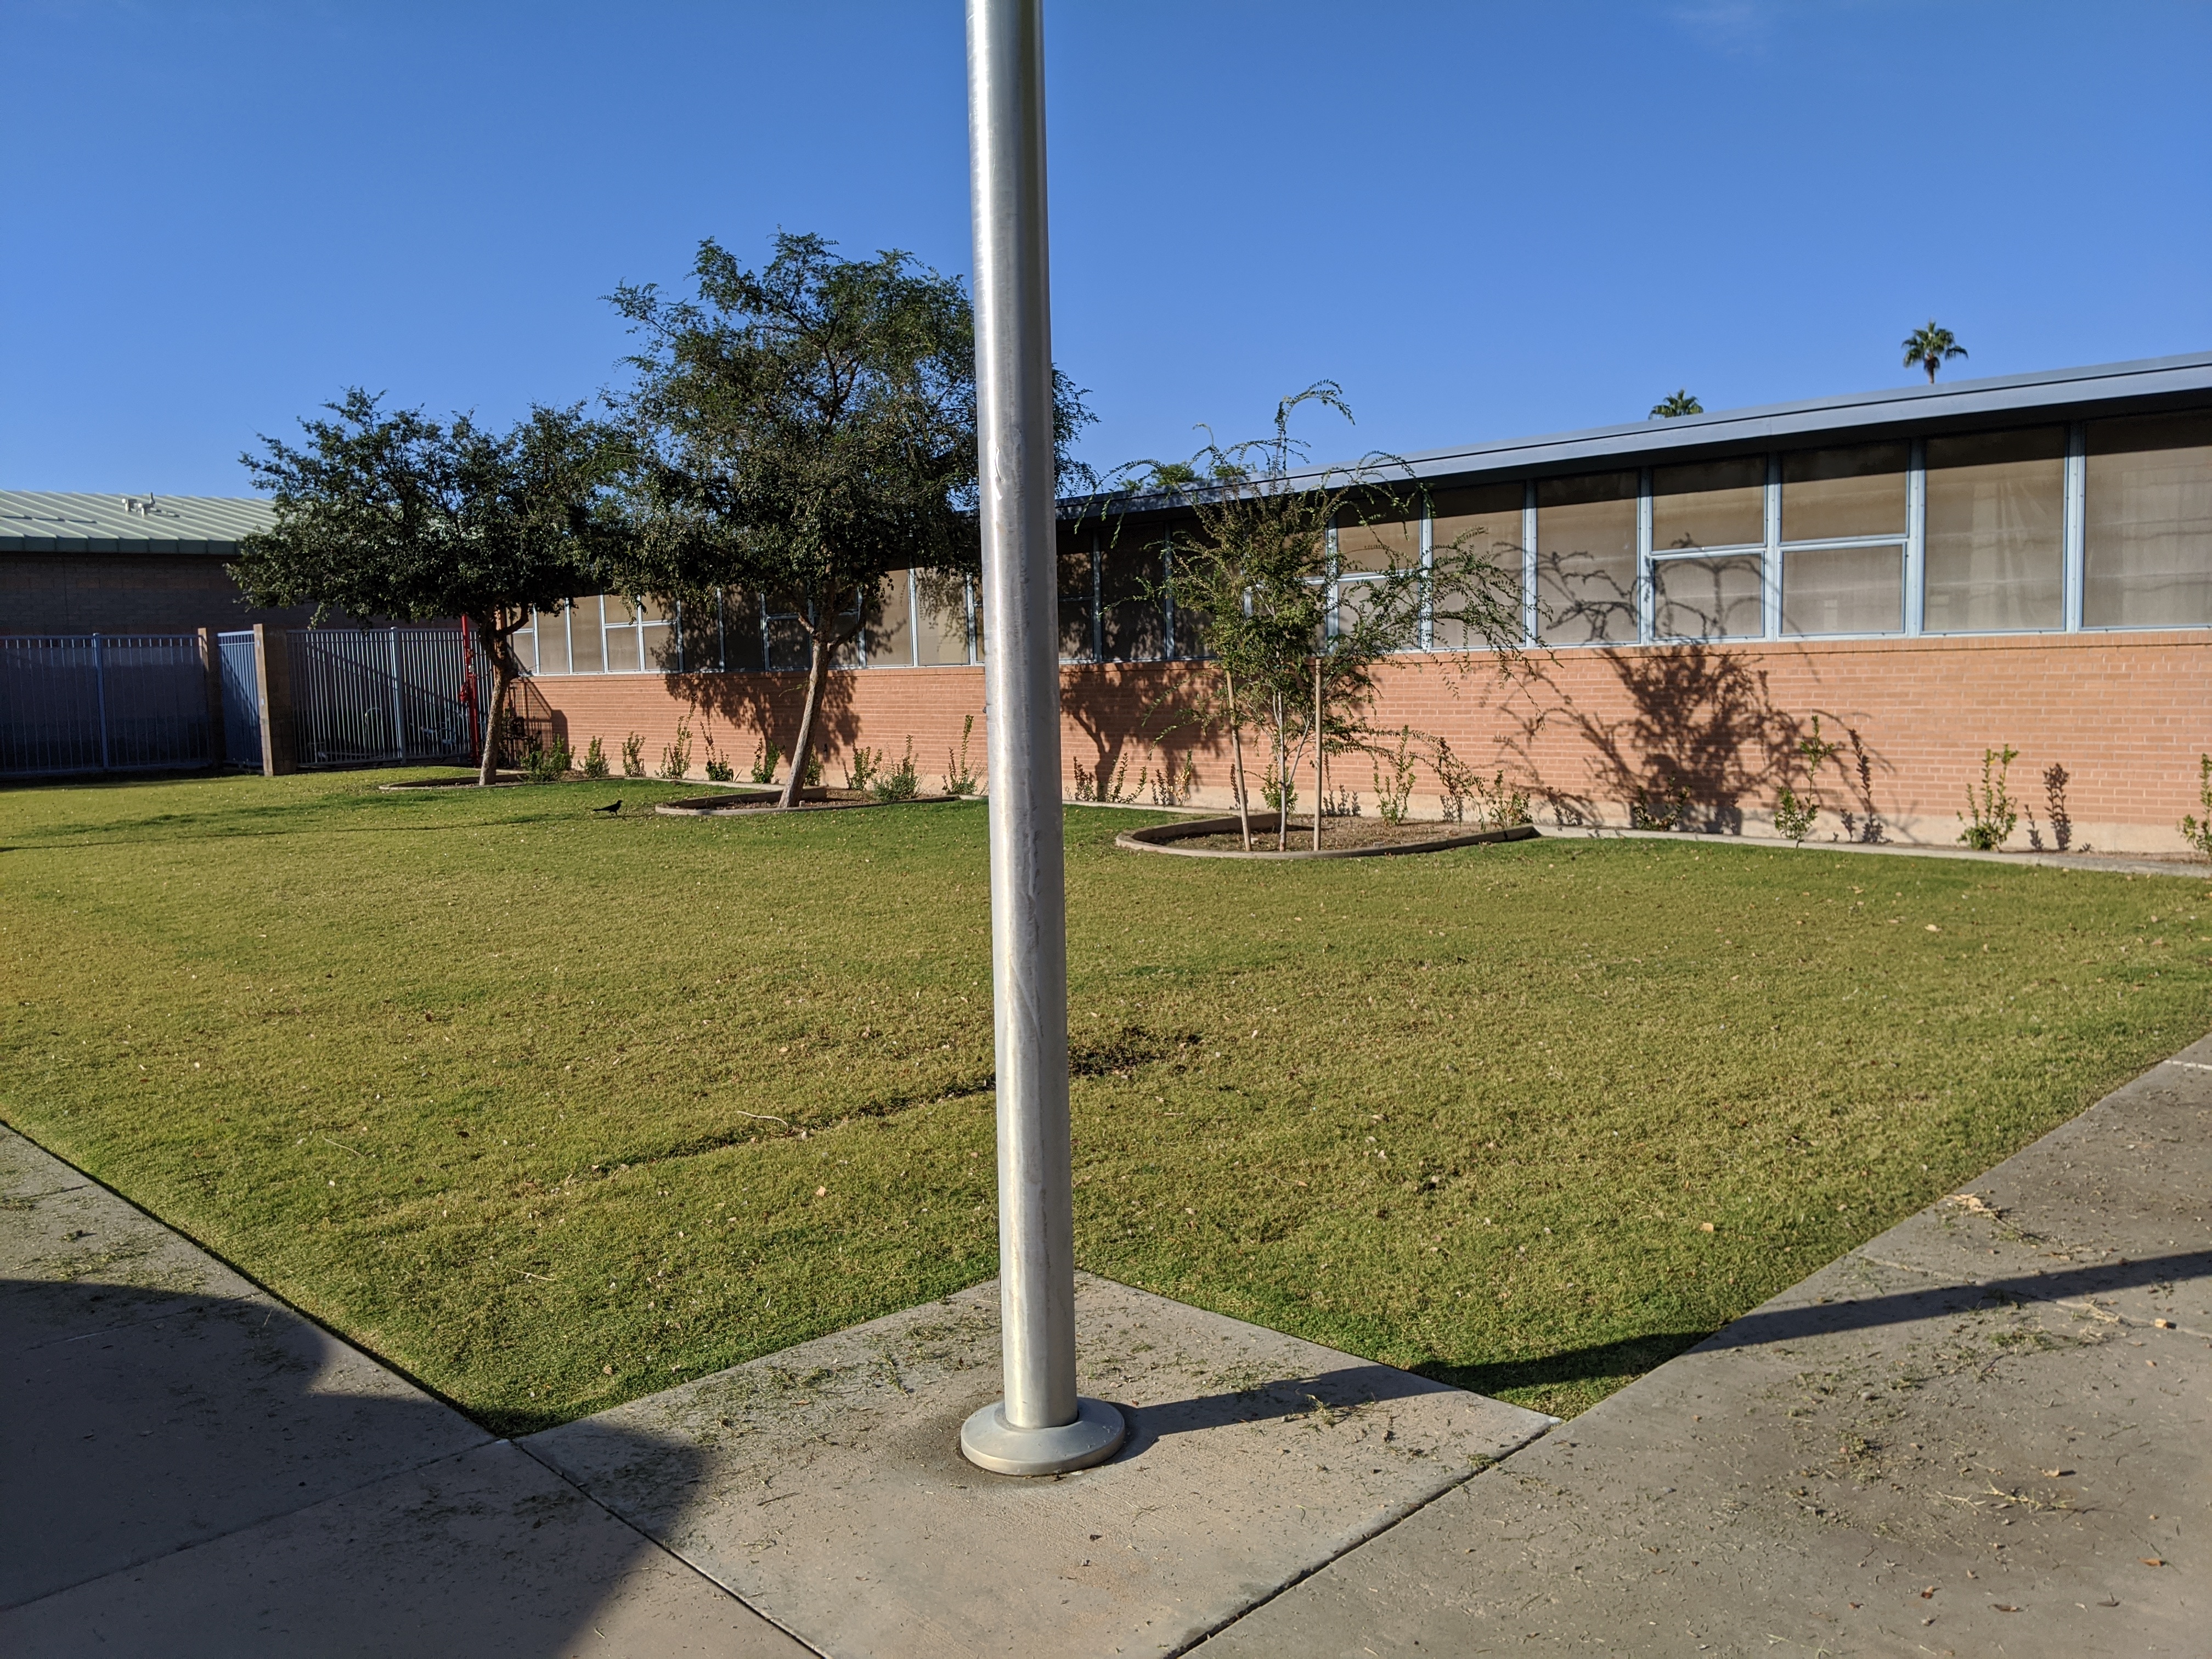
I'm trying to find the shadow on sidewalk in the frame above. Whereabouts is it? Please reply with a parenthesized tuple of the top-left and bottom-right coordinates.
(1, 1276, 718, 1657)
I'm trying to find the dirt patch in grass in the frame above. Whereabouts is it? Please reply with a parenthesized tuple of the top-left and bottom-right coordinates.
(1170, 817, 1516, 853)
(3, 770, 2208, 1434)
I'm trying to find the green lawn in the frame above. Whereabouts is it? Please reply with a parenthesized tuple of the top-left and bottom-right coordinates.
(4, 769, 2207, 1433)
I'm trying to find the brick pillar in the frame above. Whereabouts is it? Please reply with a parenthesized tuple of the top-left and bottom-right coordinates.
(198, 628, 227, 769)
(253, 624, 296, 776)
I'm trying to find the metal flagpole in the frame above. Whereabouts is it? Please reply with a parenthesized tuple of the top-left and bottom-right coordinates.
(958, 0, 1125, 1479)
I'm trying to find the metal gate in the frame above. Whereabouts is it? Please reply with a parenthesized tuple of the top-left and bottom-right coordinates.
(286, 627, 490, 769)
(217, 630, 263, 771)
(0, 634, 211, 777)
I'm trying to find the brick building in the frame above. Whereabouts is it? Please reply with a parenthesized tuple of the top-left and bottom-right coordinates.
(0, 491, 311, 635)
(506, 352, 2212, 854)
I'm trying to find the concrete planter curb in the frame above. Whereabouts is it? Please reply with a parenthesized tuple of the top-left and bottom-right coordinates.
(1116, 812, 1541, 861)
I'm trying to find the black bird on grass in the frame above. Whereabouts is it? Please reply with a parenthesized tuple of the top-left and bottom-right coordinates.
(592, 799, 622, 815)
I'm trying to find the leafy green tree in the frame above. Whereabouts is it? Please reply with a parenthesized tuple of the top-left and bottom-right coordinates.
(1650, 389, 1703, 417)
(234, 390, 616, 785)
(1901, 321, 1967, 384)
(606, 232, 1093, 808)
(1106, 385, 1522, 851)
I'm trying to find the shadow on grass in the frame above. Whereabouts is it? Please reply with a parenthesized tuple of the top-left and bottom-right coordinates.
(1417, 1330, 1709, 1400)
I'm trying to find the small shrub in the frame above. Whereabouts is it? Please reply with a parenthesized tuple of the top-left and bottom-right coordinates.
(704, 757, 734, 782)
(943, 714, 980, 798)
(845, 746, 881, 792)
(872, 738, 920, 802)
(523, 735, 572, 783)
(749, 741, 779, 785)
(1073, 755, 1135, 804)
(1773, 785, 1817, 843)
(2042, 762, 2074, 853)
(802, 749, 823, 788)
(1147, 752, 1197, 808)
(1630, 779, 1690, 831)
(2180, 755, 2212, 860)
(581, 736, 609, 780)
(1371, 726, 1417, 825)
(1322, 785, 1362, 817)
(1432, 736, 1474, 823)
(1261, 763, 1297, 818)
(1471, 770, 1532, 830)
(1958, 744, 2020, 850)
(658, 720, 693, 781)
(621, 732, 646, 778)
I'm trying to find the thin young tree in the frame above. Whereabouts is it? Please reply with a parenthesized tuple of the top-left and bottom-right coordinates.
(1107, 386, 1522, 850)
(607, 232, 1092, 808)
(234, 390, 616, 785)
(1901, 321, 1967, 384)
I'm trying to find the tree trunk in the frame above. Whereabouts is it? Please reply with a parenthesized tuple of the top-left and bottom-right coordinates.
(1312, 655, 1323, 851)
(780, 628, 833, 809)
(1224, 665, 1251, 853)
(1274, 701, 1288, 853)
(476, 613, 511, 787)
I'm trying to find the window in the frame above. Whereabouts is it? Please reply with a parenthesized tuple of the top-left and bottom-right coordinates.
(1781, 444, 1908, 542)
(2085, 413, 2212, 628)
(1334, 504, 1419, 648)
(1654, 555, 1762, 640)
(1780, 444, 1906, 636)
(602, 596, 644, 673)
(1536, 472, 1637, 644)
(1058, 532, 1094, 662)
(640, 595, 679, 672)
(1099, 533, 1166, 661)
(1651, 458, 1765, 552)
(1429, 483, 1524, 650)
(913, 571, 972, 665)
(1923, 428, 2064, 633)
(1782, 545, 1901, 636)
(866, 573, 915, 668)
(567, 596, 606, 673)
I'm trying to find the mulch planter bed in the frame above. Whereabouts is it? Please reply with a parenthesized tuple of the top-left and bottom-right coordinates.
(1119, 811, 1539, 859)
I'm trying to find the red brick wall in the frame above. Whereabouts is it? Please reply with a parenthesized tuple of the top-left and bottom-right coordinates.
(522, 632, 2212, 854)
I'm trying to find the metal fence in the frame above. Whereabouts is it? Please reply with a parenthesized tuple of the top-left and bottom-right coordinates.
(217, 630, 263, 771)
(286, 627, 489, 769)
(0, 634, 212, 777)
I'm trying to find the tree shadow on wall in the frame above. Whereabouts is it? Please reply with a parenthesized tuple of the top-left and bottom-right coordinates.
(1061, 662, 1207, 802)
(1504, 643, 1893, 838)
(660, 669, 859, 777)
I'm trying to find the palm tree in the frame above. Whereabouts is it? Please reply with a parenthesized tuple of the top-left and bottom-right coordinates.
(1901, 321, 1967, 384)
(1650, 390, 1703, 418)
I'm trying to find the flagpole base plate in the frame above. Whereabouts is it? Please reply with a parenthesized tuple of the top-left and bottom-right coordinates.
(959, 1397, 1125, 1476)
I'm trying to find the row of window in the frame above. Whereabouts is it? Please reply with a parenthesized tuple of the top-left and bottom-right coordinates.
(509, 410, 2212, 675)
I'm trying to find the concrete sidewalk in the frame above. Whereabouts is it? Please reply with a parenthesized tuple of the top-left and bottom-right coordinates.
(4, 1033, 2205, 1656)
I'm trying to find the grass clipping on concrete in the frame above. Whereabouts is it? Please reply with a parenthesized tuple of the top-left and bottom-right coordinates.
(4, 770, 2208, 1435)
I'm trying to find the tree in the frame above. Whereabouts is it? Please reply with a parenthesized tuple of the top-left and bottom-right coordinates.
(1901, 321, 1967, 384)
(1104, 386, 1523, 851)
(1650, 389, 1703, 418)
(606, 232, 1093, 808)
(234, 391, 616, 785)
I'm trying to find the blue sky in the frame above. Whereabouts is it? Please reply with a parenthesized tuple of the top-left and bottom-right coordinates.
(5, 1, 2209, 495)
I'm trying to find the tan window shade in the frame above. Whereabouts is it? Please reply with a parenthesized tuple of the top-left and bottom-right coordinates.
(602, 597, 642, 674)
(568, 597, 606, 673)
(1782, 544, 1902, 635)
(1058, 533, 1094, 662)
(1429, 482, 1525, 650)
(511, 623, 538, 675)
(1536, 472, 1637, 644)
(865, 573, 914, 668)
(1652, 457, 1765, 551)
(532, 608, 569, 675)
(1924, 428, 2064, 633)
(1101, 535, 1166, 661)
(1653, 555, 1762, 640)
(1781, 444, 1908, 541)
(2085, 413, 2212, 628)
(912, 571, 970, 665)
(719, 591, 764, 673)
(1335, 507, 1420, 575)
